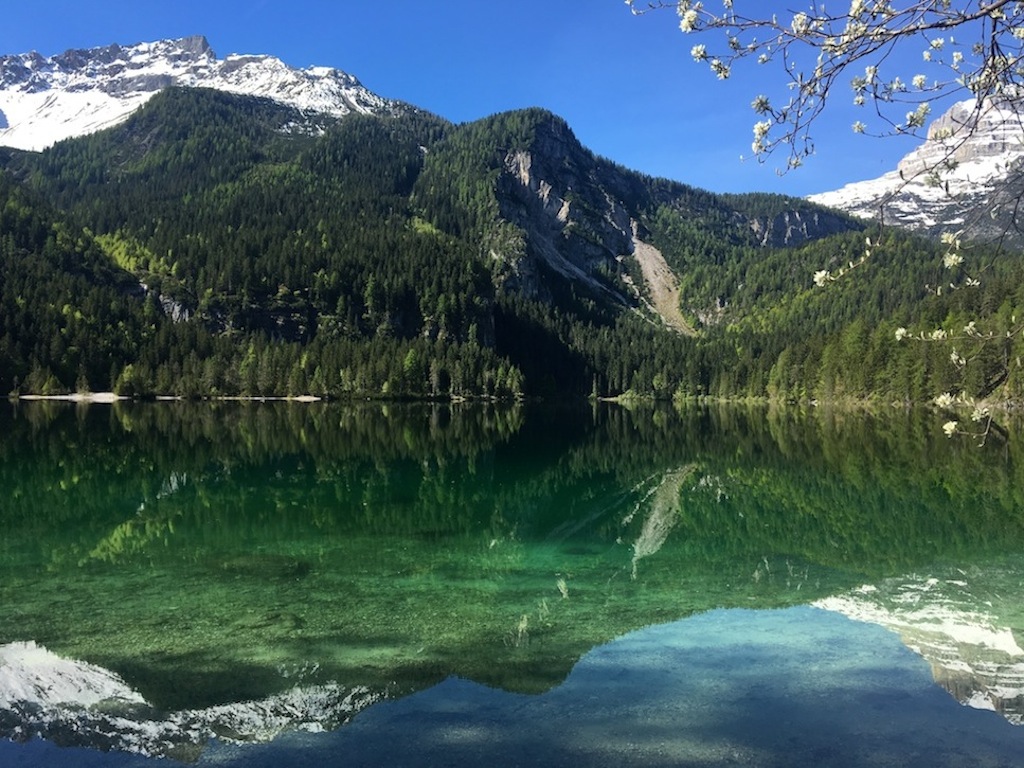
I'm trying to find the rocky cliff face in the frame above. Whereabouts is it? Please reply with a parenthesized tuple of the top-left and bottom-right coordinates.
(748, 207, 857, 248)
(493, 117, 635, 305)
(0, 36, 396, 151)
(485, 112, 862, 329)
(809, 96, 1024, 243)
(490, 115, 700, 332)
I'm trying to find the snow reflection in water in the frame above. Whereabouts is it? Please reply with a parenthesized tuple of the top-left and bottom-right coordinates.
(0, 641, 382, 761)
(817, 573, 1024, 723)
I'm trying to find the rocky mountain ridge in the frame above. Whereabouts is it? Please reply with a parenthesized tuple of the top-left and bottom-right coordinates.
(809, 96, 1024, 242)
(0, 35, 395, 151)
(493, 116, 669, 316)
(440, 110, 855, 332)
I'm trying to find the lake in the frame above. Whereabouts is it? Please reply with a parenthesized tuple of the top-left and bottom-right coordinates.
(1, 400, 1023, 766)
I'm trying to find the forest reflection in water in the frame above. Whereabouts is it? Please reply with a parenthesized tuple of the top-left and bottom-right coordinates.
(1, 399, 1023, 764)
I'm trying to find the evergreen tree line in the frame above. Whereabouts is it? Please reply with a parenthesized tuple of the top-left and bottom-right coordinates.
(2, 86, 1023, 402)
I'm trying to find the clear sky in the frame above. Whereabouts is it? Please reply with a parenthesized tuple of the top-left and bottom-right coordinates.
(0, 1, 936, 197)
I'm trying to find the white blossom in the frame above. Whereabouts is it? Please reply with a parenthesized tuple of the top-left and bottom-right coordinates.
(691, 43, 708, 61)
(751, 119, 773, 153)
(894, 327, 909, 341)
(679, 9, 700, 32)
(934, 392, 956, 408)
(942, 420, 959, 437)
(943, 252, 964, 269)
(813, 270, 832, 287)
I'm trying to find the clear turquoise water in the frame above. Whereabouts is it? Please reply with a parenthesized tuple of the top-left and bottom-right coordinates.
(1, 401, 1023, 765)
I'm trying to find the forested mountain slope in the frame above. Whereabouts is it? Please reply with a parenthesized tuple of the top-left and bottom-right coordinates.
(2, 86, 1023, 403)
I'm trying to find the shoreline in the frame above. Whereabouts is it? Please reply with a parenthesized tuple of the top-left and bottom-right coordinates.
(18, 392, 125, 403)
(10, 392, 1024, 412)
(8, 392, 508, 404)
(13, 393, 325, 403)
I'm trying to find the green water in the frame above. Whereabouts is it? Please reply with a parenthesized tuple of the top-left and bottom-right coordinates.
(2, 400, 1024, 764)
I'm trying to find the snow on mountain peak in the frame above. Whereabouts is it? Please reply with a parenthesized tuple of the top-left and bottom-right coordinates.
(0, 36, 394, 151)
(808, 96, 1024, 241)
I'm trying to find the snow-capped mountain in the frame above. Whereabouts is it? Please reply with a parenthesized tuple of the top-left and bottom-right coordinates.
(809, 96, 1024, 242)
(0, 35, 396, 151)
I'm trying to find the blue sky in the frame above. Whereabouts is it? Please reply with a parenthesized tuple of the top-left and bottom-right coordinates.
(0, 1, 935, 197)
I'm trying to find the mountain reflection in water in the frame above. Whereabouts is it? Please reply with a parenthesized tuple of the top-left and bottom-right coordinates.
(819, 572, 1024, 723)
(4, 608, 1023, 767)
(1, 400, 1023, 765)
